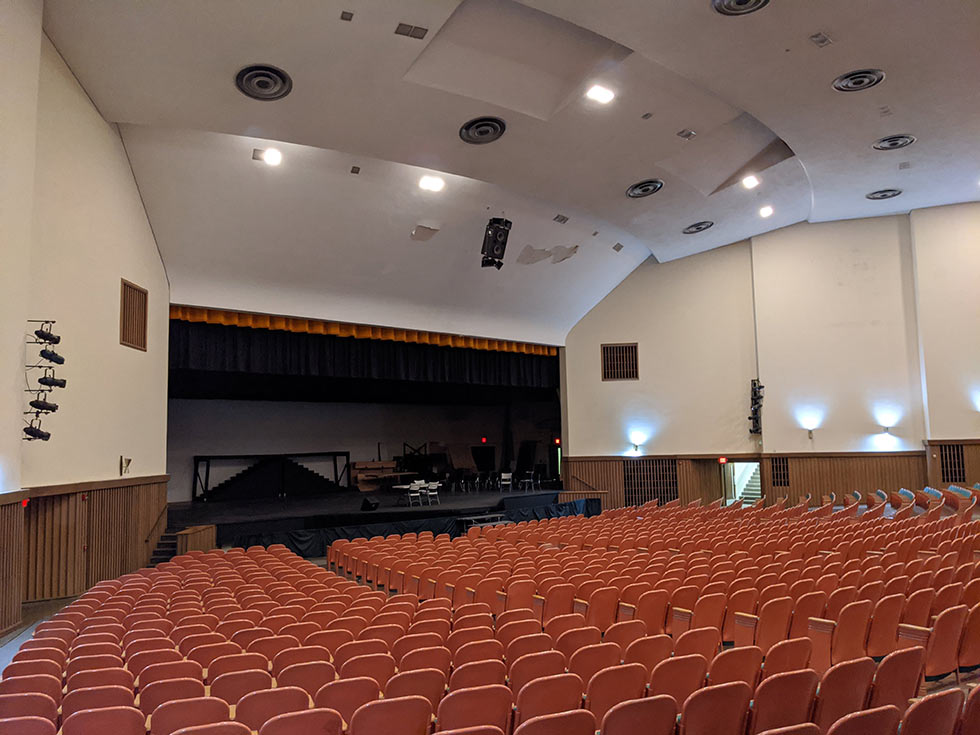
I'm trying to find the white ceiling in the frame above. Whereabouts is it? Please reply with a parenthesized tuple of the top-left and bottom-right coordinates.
(42, 0, 980, 344)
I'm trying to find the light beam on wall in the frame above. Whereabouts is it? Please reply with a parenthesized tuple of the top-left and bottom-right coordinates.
(869, 431, 900, 451)
(872, 403, 902, 430)
(971, 387, 980, 412)
(794, 406, 824, 440)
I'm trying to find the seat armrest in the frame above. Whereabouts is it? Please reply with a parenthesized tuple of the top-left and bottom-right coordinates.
(897, 623, 931, 648)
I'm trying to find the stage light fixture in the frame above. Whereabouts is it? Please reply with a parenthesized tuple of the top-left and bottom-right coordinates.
(29, 398, 58, 413)
(23, 424, 51, 441)
(38, 375, 67, 389)
(33, 328, 61, 344)
(39, 348, 65, 365)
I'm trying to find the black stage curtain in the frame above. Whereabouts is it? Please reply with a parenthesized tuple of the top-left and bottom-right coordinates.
(233, 498, 600, 557)
(170, 321, 559, 389)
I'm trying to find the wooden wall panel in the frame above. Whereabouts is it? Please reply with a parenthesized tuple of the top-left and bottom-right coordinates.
(23, 492, 87, 601)
(176, 525, 217, 555)
(86, 479, 168, 587)
(0, 499, 25, 636)
(563, 458, 625, 510)
(760, 453, 926, 506)
(677, 459, 723, 506)
(924, 440, 980, 489)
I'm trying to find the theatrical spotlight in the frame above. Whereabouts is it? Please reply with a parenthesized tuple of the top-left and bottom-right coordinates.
(38, 374, 67, 389)
(29, 398, 59, 413)
(23, 423, 51, 441)
(31, 321, 61, 344)
(39, 348, 65, 365)
(481, 217, 511, 270)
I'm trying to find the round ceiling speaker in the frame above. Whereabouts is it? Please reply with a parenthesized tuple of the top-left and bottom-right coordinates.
(873, 134, 916, 151)
(235, 65, 293, 101)
(626, 179, 664, 198)
(459, 116, 507, 145)
(683, 220, 715, 234)
(866, 188, 902, 200)
(832, 68, 885, 92)
(711, 0, 770, 16)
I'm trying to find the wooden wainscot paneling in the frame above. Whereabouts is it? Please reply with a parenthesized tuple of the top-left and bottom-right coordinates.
(924, 439, 980, 490)
(177, 525, 217, 555)
(0, 495, 26, 636)
(86, 478, 168, 587)
(563, 457, 626, 510)
(677, 459, 723, 506)
(762, 452, 927, 507)
(18, 475, 169, 600)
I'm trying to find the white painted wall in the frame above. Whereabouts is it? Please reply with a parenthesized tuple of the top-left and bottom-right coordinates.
(166, 399, 558, 502)
(564, 242, 759, 457)
(753, 216, 925, 453)
(19, 37, 169, 487)
(910, 203, 980, 439)
(0, 0, 42, 493)
(563, 208, 980, 457)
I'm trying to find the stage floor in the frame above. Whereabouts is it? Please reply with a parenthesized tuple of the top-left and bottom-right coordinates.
(168, 489, 560, 545)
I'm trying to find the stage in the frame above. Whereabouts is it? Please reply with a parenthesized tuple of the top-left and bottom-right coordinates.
(166, 488, 595, 554)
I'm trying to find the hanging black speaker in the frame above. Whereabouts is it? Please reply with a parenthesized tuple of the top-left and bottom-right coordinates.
(481, 217, 511, 269)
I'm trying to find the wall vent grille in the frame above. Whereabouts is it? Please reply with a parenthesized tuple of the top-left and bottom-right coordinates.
(624, 458, 678, 507)
(120, 280, 148, 351)
(939, 444, 966, 484)
(601, 343, 638, 381)
(771, 456, 790, 487)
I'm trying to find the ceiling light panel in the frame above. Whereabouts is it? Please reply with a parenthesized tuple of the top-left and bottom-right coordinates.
(585, 84, 615, 103)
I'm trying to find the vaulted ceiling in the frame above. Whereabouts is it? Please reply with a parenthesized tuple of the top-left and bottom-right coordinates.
(43, 0, 980, 344)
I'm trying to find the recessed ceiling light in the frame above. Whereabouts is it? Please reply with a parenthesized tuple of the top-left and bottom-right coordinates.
(586, 85, 615, 104)
(418, 175, 445, 192)
(261, 148, 282, 166)
(741, 175, 760, 190)
(832, 68, 885, 93)
(866, 188, 902, 200)
(759, 205, 774, 218)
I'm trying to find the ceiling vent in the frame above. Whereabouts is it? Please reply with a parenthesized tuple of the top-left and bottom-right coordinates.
(711, 0, 769, 16)
(832, 68, 885, 92)
(459, 116, 507, 145)
(350, 166, 360, 174)
(676, 128, 697, 141)
(340, 11, 353, 21)
(235, 65, 293, 101)
(808, 31, 833, 48)
(866, 188, 902, 200)
(612, 243, 624, 252)
(626, 179, 664, 199)
(683, 221, 715, 234)
(873, 134, 916, 151)
(395, 23, 428, 39)
(553, 214, 569, 224)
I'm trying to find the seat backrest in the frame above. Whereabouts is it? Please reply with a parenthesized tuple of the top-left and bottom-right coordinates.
(865, 594, 904, 659)
(62, 706, 146, 735)
(825, 705, 900, 735)
(831, 600, 872, 665)
(454, 639, 504, 667)
(899, 687, 964, 735)
(749, 669, 819, 735)
(66, 666, 134, 692)
(679, 681, 752, 735)
(901, 588, 935, 627)
(623, 635, 673, 677)
(513, 673, 585, 728)
(810, 657, 875, 733)
(277, 661, 336, 699)
(674, 627, 721, 661)
(385, 668, 448, 709)
(554, 627, 601, 661)
(761, 638, 812, 679)
(567, 642, 621, 688)
(313, 677, 380, 724)
(924, 604, 968, 678)
(599, 695, 677, 735)
(258, 708, 342, 735)
(788, 592, 828, 639)
(210, 669, 273, 707)
(508, 650, 567, 696)
(435, 684, 513, 733)
(0, 675, 62, 708)
(400, 646, 452, 677)
(0, 715, 56, 735)
(448, 659, 506, 690)
(868, 645, 924, 710)
(958, 684, 980, 735)
(234, 686, 309, 732)
(150, 695, 229, 735)
(513, 709, 596, 735)
(207, 653, 268, 683)
(349, 695, 432, 735)
(756, 597, 794, 654)
(339, 653, 397, 687)
(506, 634, 553, 664)
(140, 677, 207, 717)
(583, 663, 646, 723)
(602, 621, 646, 652)
(392, 633, 444, 664)
(707, 646, 763, 688)
(649, 653, 708, 708)
(61, 684, 134, 723)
